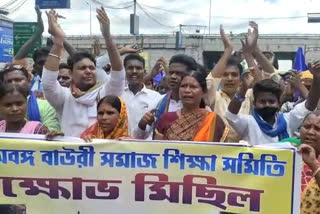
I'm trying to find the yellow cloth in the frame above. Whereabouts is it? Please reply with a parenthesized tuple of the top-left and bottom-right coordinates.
(300, 179, 320, 213)
(71, 82, 102, 98)
(300, 70, 313, 80)
(206, 73, 253, 142)
(80, 97, 129, 139)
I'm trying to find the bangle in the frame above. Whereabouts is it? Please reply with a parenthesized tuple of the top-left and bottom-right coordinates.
(234, 93, 245, 102)
(313, 167, 320, 177)
(48, 53, 62, 60)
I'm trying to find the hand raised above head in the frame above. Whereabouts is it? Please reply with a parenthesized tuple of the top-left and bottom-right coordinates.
(309, 61, 320, 80)
(241, 21, 259, 54)
(45, 9, 65, 39)
(96, 7, 111, 37)
(249, 21, 258, 33)
(247, 21, 258, 47)
(220, 25, 233, 50)
(287, 70, 303, 88)
(153, 57, 167, 73)
(35, 5, 44, 34)
(122, 44, 142, 54)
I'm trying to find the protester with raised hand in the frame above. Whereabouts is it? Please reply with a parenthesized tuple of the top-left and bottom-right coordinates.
(206, 22, 263, 142)
(42, 7, 125, 137)
(119, 44, 142, 56)
(299, 111, 320, 213)
(14, 6, 44, 62)
(209, 25, 233, 79)
(226, 61, 320, 145)
(252, 42, 276, 77)
(239, 22, 276, 78)
(13, 6, 77, 98)
(280, 70, 309, 113)
(143, 57, 167, 88)
(96, 43, 142, 82)
(240, 21, 263, 83)
(13, 6, 48, 98)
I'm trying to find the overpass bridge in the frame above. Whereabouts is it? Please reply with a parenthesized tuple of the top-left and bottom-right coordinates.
(60, 34, 320, 71)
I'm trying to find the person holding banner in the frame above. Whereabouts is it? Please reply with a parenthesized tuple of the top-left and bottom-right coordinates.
(299, 111, 320, 213)
(80, 95, 130, 141)
(154, 65, 228, 142)
(205, 22, 268, 143)
(0, 83, 49, 134)
(42, 7, 125, 137)
(0, 64, 60, 132)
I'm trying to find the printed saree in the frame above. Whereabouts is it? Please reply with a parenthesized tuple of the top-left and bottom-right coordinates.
(156, 109, 228, 142)
(300, 179, 320, 213)
(300, 156, 320, 213)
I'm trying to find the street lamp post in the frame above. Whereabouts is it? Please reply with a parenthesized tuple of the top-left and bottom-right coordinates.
(85, 1, 92, 36)
(209, 0, 212, 34)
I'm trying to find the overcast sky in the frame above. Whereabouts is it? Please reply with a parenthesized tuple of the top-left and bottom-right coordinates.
(2, 0, 320, 36)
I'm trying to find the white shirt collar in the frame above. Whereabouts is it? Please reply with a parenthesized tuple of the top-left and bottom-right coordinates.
(124, 84, 148, 94)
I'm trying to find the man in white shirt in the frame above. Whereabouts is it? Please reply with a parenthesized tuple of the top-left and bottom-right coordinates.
(120, 54, 163, 136)
(226, 62, 320, 145)
(134, 54, 198, 139)
(42, 7, 125, 137)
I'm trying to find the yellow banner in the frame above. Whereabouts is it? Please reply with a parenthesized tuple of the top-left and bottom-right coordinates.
(0, 137, 300, 214)
(139, 51, 150, 72)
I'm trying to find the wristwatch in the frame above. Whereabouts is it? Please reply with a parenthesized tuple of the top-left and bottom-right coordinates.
(234, 93, 245, 102)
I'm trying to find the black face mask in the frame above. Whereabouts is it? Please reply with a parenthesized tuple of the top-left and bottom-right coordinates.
(255, 107, 279, 121)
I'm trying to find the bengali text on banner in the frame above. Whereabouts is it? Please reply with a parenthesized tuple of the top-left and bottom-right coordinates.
(0, 136, 301, 214)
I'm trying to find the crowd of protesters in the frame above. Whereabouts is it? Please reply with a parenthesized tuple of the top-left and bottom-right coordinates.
(0, 6, 320, 213)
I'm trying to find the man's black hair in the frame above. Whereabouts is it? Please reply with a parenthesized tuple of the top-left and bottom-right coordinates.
(67, 51, 96, 70)
(0, 64, 28, 82)
(226, 56, 243, 75)
(32, 47, 50, 62)
(169, 54, 197, 72)
(253, 79, 282, 103)
(59, 62, 71, 70)
(0, 82, 28, 100)
(123, 54, 145, 68)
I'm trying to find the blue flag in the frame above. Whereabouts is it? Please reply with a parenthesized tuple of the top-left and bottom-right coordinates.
(293, 47, 307, 72)
(153, 71, 165, 85)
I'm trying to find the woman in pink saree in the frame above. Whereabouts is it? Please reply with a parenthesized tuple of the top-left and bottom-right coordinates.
(0, 83, 49, 134)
